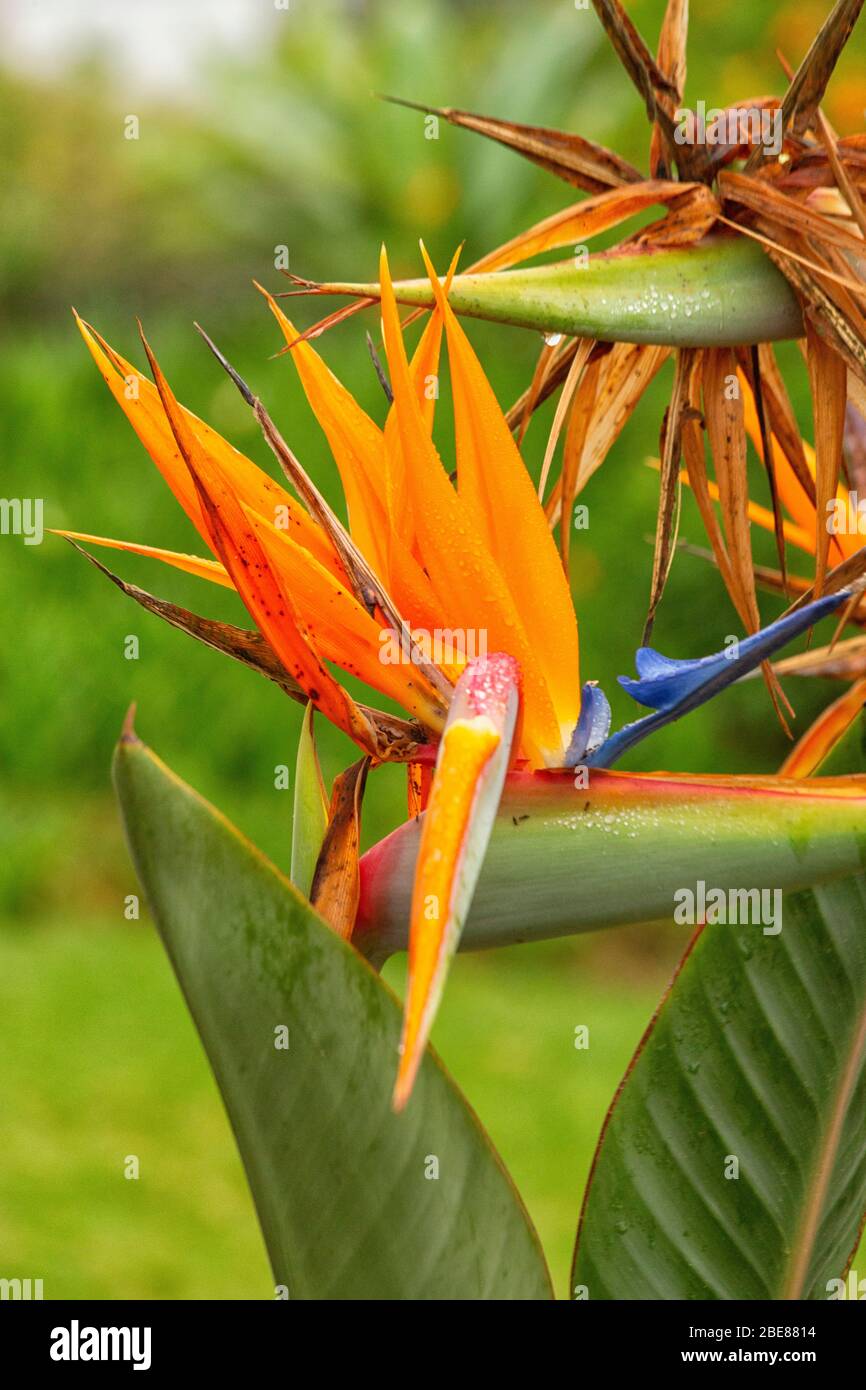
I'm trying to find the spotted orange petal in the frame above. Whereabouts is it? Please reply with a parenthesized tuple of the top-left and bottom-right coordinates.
(139, 330, 381, 755)
(76, 313, 342, 581)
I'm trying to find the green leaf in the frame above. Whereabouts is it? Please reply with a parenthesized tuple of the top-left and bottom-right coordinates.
(572, 875, 866, 1299)
(113, 726, 552, 1301)
(290, 701, 328, 899)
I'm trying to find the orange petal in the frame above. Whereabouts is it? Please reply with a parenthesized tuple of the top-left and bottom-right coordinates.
(76, 313, 342, 580)
(380, 248, 459, 592)
(51, 530, 233, 587)
(780, 677, 866, 777)
(257, 286, 390, 578)
(139, 330, 381, 755)
(378, 246, 565, 765)
(420, 242, 581, 747)
(394, 654, 520, 1111)
(259, 286, 447, 631)
(245, 505, 446, 731)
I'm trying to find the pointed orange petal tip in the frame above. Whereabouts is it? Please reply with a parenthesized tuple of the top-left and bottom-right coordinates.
(392, 654, 520, 1111)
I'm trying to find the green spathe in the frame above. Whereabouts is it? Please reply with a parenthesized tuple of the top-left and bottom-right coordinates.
(356, 769, 866, 963)
(316, 237, 804, 347)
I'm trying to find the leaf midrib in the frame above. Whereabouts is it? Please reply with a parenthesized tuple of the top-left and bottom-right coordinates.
(782, 989, 866, 1298)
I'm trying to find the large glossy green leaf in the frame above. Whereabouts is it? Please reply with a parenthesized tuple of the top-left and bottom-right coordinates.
(572, 875, 866, 1299)
(113, 726, 552, 1301)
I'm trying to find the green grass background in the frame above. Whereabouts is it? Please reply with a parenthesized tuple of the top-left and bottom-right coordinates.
(2, 0, 865, 1298)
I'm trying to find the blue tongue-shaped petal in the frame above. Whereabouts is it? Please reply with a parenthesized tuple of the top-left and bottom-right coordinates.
(630, 646, 694, 684)
(587, 587, 854, 769)
(564, 682, 612, 765)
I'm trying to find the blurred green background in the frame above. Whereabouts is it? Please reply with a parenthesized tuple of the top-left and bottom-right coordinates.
(2, 0, 864, 1299)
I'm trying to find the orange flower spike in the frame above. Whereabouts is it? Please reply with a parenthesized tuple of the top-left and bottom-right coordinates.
(380, 251, 458, 560)
(419, 241, 581, 748)
(256, 285, 390, 579)
(138, 328, 382, 756)
(259, 284, 448, 634)
(76, 312, 343, 582)
(50, 531, 234, 588)
(244, 505, 447, 731)
(378, 246, 564, 765)
(394, 653, 521, 1111)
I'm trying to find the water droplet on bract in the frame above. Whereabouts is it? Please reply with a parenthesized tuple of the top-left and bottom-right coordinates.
(543, 332, 564, 347)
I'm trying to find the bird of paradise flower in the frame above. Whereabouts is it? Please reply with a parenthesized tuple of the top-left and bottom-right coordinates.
(61, 245, 861, 1110)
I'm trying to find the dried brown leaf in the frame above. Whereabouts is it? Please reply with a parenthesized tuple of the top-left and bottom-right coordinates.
(680, 376, 742, 621)
(69, 542, 425, 759)
(379, 96, 642, 195)
(745, 0, 865, 169)
(650, 0, 689, 179)
(544, 342, 669, 526)
(806, 322, 848, 598)
(720, 171, 866, 261)
(632, 185, 719, 249)
(310, 757, 371, 939)
(785, 542, 866, 615)
(816, 109, 866, 242)
(538, 337, 595, 503)
(559, 354, 603, 572)
(703, 349, 793, 723)
(844, 397, 866, 491)
(514, 338, 560, 445)
(769, 634, 866, 678)
(590, 0, 705, 178)
(703, 347, 761, 630)
(760, 230, 866, 383)
(643, 348, 697, 642)
(472, 178, 703, 273)
(738, 343, 815, 505)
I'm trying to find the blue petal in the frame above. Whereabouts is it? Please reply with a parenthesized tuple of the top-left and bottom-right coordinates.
(564, 681, 611, 765)
(587, 587, 853, 769)
(632, 646, 692, 681)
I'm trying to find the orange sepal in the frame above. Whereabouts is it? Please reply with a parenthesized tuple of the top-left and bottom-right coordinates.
(378, 247, 564, 765)
(420, 241, 581, 747)
(75, 313, 342, 581)
(138, 328, 381, 756)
